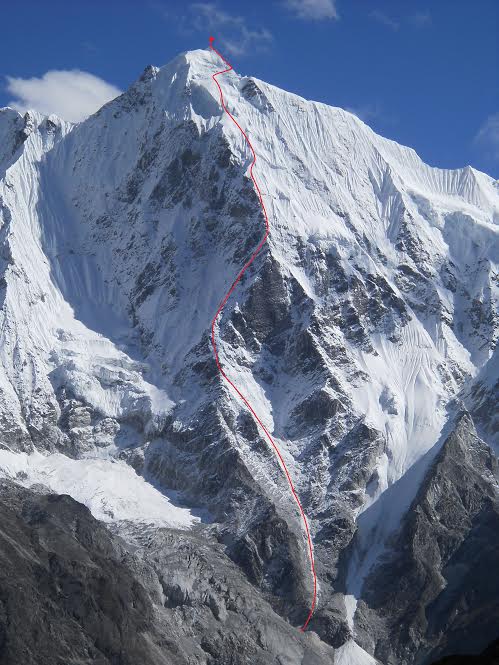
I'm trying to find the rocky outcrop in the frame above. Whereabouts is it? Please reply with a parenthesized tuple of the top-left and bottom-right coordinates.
(0, 481, 174, 665)
(429, 637, 499, 664)
(354, 413, 499, 665)
(0, 480, 335, 665)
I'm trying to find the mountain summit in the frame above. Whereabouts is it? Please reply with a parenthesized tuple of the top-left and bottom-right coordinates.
(0, 49, 497, 664)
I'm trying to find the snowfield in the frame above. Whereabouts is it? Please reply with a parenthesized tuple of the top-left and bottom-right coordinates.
(0, 446, 199, 527)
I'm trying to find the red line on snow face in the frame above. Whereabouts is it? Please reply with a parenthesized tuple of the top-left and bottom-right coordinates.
(208, 37, 317, 632)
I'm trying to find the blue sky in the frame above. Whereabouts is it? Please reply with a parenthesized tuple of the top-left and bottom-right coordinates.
(1, 0, 498, 177)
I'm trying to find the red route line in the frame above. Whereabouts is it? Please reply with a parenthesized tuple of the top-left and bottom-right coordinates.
(208, 36, 317, 632)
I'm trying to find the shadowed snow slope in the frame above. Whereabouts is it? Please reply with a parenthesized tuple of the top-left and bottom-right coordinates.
(0, 49, 497, 664)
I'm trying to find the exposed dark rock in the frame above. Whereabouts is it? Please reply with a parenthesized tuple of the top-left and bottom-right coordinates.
(0, 481, 176, 665)
(429, 637, 499, 664)
(354, 413, 499, 665)
(0, 481, 336, 665)
(240, 79, 274, 113)
(309, 595, 352, 649)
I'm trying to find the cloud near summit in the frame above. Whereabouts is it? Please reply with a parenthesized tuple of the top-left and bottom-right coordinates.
(187, 3, 272, 56)
(6, 70, 122, 123)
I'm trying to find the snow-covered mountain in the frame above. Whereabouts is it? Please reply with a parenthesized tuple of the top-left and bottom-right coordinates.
(0, 49, 497, 664)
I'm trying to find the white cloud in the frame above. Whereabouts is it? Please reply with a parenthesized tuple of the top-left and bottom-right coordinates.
(346, 101, 398, 127)
(369, 9, 432, 31)
(346, 103, 382, 123)
(409, 11, 432, 27)
(5, 70, 122, 123)
(369, 10, 399, 30)
(474, 113, 499, 161)
(285, 0, 339, 20)
(189, 3, 272, 56)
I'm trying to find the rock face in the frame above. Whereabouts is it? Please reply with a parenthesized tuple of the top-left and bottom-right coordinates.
(0, 480, 335, 665)
(429, 638, 499, 665)
(0, 481, 172, 665)
(0, 49, 498, 663)
(354, 414, 499, 665)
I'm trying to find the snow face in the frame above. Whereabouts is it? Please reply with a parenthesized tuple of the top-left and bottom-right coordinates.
(0, 48, 497, 651)
(202, 58, 497, 552)
(334, 640, 378, 665)
(0, 446, 198, 528)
